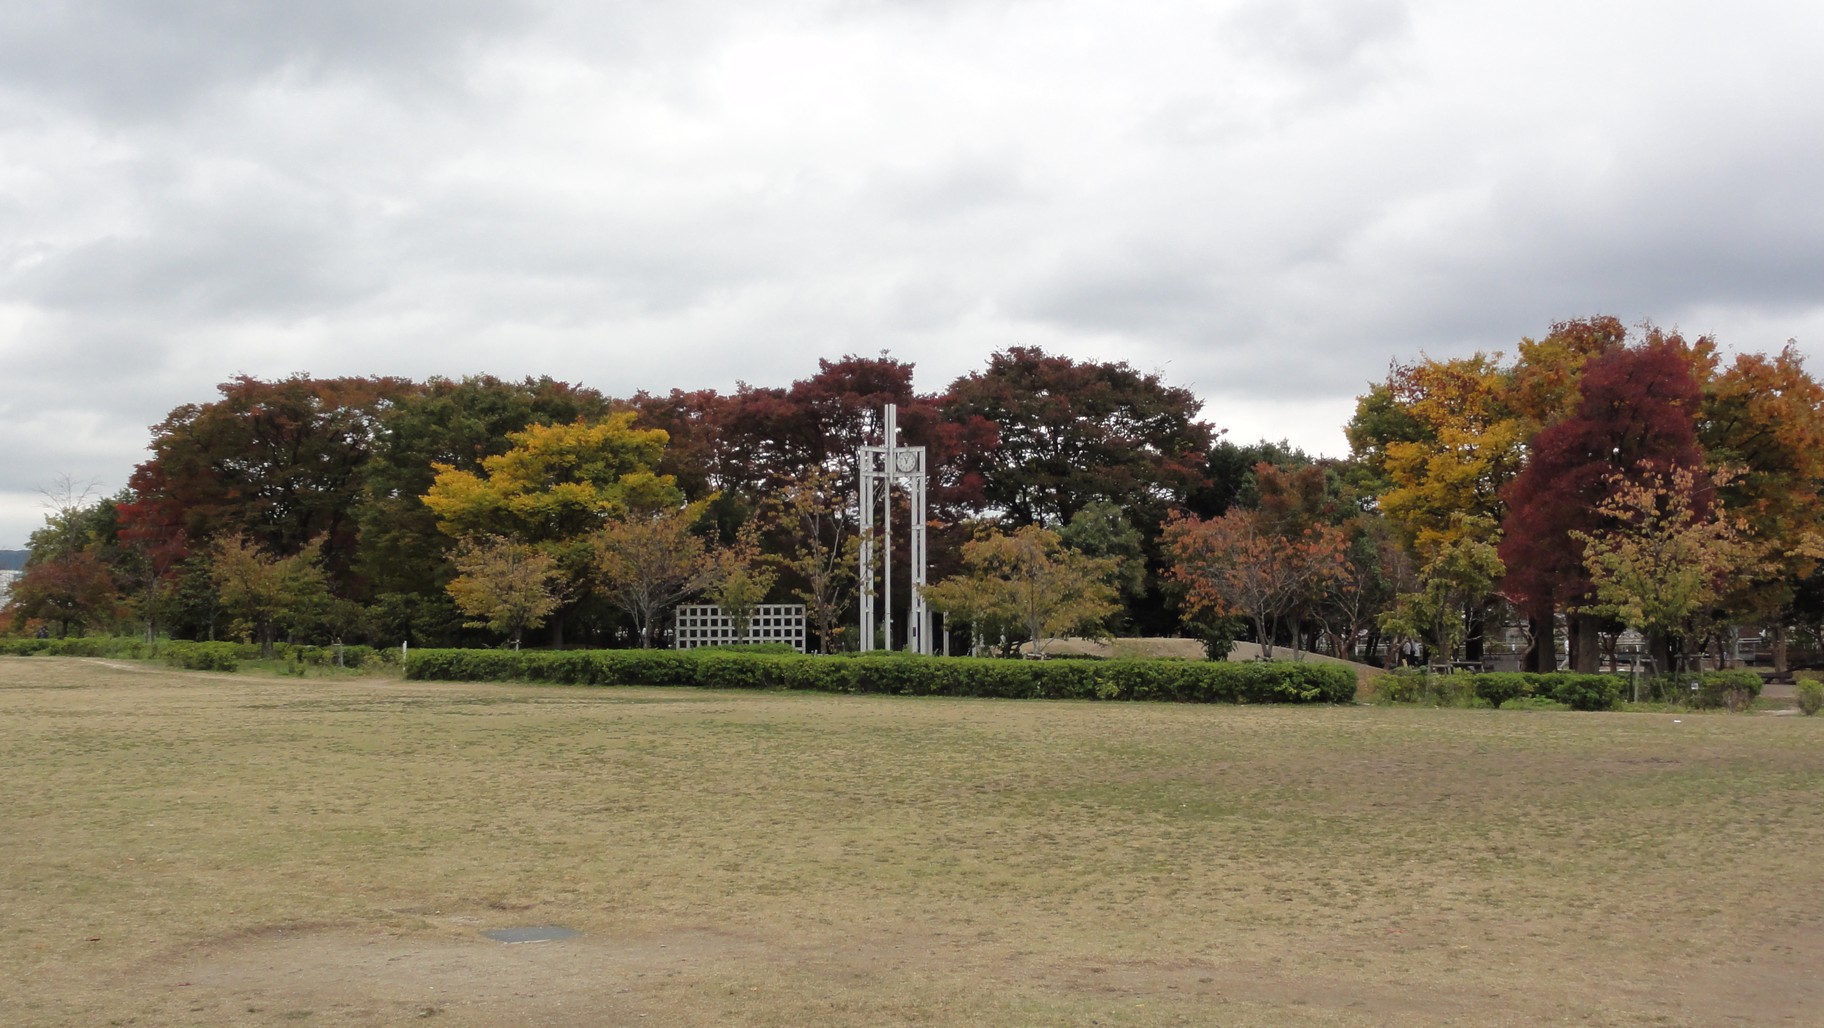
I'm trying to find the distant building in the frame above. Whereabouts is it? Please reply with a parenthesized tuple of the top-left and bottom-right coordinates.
(0, 568, 18, 607)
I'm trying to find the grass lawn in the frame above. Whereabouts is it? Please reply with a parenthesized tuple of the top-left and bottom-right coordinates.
(3, 656, 1820, 1026)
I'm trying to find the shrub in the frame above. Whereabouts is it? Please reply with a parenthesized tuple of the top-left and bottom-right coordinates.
(163, 640, 243, 672)
(1639, 670, 1764, 710)
(42, 637, 115, 657)
(1694, 670, 1762, 712)
(401, 647, 1355, 705)
(604, 650, 700, 686)
(1472, 673, 1532, 709)
(1796, 679, 1823, 716)
(1372, 668, 1477, 707)
(402, 649, 525, 682)
(1370, 669, 1421, 704)
(0, 636, 156, 660)
(693, 653, 791, 690)
(278, 643, 389, 670)
(776, 658, 855, 694)
(1546, 673, 1622, 712)
(1372, 670, 1627, 711)
(688, 643, 799, 655)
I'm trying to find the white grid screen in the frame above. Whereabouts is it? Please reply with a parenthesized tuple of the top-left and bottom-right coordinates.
(673, 603, 807, 652)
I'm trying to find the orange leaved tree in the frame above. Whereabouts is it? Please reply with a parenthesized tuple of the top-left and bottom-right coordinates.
(1164, 508, 1345, 660)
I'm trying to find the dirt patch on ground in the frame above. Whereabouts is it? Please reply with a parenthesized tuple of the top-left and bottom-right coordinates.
(157, 923, 731, 1026)
(143, 915, 1824, 1027)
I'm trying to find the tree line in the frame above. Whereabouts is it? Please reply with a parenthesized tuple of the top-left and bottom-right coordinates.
(7, 324, 1824, 671)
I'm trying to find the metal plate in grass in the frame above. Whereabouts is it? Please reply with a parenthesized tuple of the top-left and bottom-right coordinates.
(482, 925, 581, 944)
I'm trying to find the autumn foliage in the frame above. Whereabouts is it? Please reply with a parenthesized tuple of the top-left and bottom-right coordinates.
(11, 324, 1822, 675)
(1163, 481, 1347, 661)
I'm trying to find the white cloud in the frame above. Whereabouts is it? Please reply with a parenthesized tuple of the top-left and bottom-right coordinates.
(2, 0, 1823, 547)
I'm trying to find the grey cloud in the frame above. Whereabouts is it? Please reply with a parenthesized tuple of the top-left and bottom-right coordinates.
(7, 100, 423, 322)
(1375, 133, 1824, 347)
(1224, 0, 1412, 69)
(1016, 259, 1225, 341)
(4, 0, 1824, 549)
(390, 192, 779, 318)
(16, 216, 384, 324)
(0, 0, 538, 119)
(871, 161, 1039, 223)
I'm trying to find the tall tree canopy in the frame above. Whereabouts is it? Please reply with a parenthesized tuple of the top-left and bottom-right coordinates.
(421, 415, 682, 543)
(1572, 466, 1763, 671)
(922, 524, 1121, 656)
(591, 501, 728, 649)
(637, 354, 997, 517)
(1498, 332, 1711, 668)
(1698, 345, 1824, 664)
(1163, 503, 1345, 660)
(358, 375, 615, 597)
(445, 535, 570, 650)
(942, 347, 1213, 529)
(122, 374, 418, 588)
(40, 326, 1824, 662)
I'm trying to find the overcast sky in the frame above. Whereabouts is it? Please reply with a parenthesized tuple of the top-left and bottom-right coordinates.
(3, 1, 1821, 548)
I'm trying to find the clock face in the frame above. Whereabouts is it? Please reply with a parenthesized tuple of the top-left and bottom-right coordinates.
(894, 450, 922, 473)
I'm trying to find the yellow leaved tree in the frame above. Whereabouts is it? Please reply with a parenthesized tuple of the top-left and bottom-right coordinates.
(421, 414, 684, 646)
(422, 414, 683, 543)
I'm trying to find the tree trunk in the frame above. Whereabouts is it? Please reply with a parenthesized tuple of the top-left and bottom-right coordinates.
(1772, 623, 1790, 678)
(1648, 630, 1673, 678)
(1568, 612, 1600, 673)
(1464, 602, 1486, 663)
(1524, 612, 1553, 672)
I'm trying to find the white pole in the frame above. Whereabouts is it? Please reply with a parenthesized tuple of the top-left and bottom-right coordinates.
(858, 453, 874, 652)
(883, 404, 896, 652)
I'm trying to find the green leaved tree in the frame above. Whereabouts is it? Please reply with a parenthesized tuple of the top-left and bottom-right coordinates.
(922, 524, 1120, 657)
(446, 535, 571, 650)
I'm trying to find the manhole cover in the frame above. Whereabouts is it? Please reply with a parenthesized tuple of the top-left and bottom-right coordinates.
(482, 925, 581, 944)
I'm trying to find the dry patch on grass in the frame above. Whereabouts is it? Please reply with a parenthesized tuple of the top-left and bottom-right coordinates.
(3, 656, 1820, 1026)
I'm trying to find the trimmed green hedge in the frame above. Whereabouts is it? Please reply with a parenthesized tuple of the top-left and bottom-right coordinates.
(1491, 669, 1764, 709)
(0, 638, 50, 656)
(402, 648, 1358, 705)
(1640, 670, 1762, 710)
(1377, 669, 1625, 710)
(163, 640, 247, 672)
(0, 636, 399, 673)
(0, 636, 159, 658)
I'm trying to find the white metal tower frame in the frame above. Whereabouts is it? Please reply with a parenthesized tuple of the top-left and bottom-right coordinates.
(857, 404, 930, 654)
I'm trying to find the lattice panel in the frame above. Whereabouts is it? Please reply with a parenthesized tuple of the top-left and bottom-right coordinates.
(673, 603, 808, 652)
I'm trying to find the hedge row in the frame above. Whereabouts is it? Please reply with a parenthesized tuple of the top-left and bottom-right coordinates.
(1638, 670, 1763, 709)
(1378, 668, 1765, 711)
(1380, 670, 1628, 710)
(402, 648, 1358, 704)
(1475, 672, 1624, 711)
(0, 636, 161, 658)
(0, 636, 400, 673)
